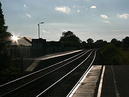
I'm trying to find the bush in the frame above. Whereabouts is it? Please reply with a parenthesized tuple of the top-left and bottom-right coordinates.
(100, 44, 128, 65)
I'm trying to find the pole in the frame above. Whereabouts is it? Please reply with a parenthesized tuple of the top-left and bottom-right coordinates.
(38, 24, 40, 38)
(38, 21, 45, 39)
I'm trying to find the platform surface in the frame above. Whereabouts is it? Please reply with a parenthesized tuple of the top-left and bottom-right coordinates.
(26, 50, 82, 72)
(72, 65, 102, 97)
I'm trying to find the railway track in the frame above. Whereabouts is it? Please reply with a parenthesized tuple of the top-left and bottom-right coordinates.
(0, 49, 96, 97)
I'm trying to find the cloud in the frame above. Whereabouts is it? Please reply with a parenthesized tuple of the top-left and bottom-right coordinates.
(55, 6, 71, 14)
(77, 9, 80, 13)
(100, 14, 109, 19)
(112, 30, 121, 32)
(84, 0, 92, 1)
(73, 5, 76, 8)
(24, 4, 28, 8)
(42, 29, 50, 33)
(26, 13, 32, 18)
(90, 5, 96, 9)
(61, 29, 67, 32)
(103, 20, 111, 24)
(117, 13, 129, 19)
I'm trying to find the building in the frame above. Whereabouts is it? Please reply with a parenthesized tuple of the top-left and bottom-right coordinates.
(32, 38, 47, 56)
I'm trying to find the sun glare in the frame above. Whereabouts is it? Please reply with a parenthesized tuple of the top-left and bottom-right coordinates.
(11, 35, 19, 42)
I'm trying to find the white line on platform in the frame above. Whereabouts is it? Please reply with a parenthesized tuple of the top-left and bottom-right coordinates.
(67, 66, 93, 97)
(66, 50, 96, 97)
(97, 65, 105, 97)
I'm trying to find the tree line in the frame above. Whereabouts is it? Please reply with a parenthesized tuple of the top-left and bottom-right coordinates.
(0, 1, 129, 75)
(59, 30, 129, 49)
(0, 1, 128, 51)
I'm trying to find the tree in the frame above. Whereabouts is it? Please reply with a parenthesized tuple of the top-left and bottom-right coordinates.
(0, 2, 11, 71)
(122, 36, 129, 48)
(81, 41, 87, 48)
(111, 38, 121, 47)
(0, 2, 5, 33)
(95, 40, 107, 48)
(0, 2, 11, 41)
(87, 38, 94, 48)
(87, 38, 94, 44)
(62, 31, 73, 37)
(59, 31, 81, 49)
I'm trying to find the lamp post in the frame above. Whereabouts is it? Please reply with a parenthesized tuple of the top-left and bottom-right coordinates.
(38, 22, 44, 39)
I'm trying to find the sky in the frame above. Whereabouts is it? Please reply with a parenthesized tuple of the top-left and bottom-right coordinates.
(1, 0, 129, 42)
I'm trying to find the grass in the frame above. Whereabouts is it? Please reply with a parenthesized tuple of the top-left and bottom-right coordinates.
(119, 49, 129, 64)
(100, 44, 129, 65)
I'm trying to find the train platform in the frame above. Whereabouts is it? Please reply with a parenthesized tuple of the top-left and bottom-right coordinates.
(69, 65, 129, 97)
(68, 65, 104, 97)
(101, 65, 129, 97)
(26, 50, 82, 72)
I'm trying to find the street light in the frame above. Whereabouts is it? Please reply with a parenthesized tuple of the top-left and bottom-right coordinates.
(38, 22, 44, 39)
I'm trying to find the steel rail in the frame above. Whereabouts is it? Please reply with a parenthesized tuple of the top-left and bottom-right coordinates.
(67, 50, 97, 97)
(0, 50, 85, 88)
(0, 50, 91, 97)
(36, 50, 95, 97)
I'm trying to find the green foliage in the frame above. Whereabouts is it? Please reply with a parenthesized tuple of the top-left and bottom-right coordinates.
(86, 38, 94, 48)
(0, 2, 12, 74)
(59, 31, 81, 48)
(122, 36, 129, 48)
(0, 2, 11, 40)
(0, 2, 6, 34)
(100, 44, 129, 65)
(0, 2, 11, 46)
(95, 40, 107, 48)
(111, 38, 121, 47)
(87, 38, 94, 43)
